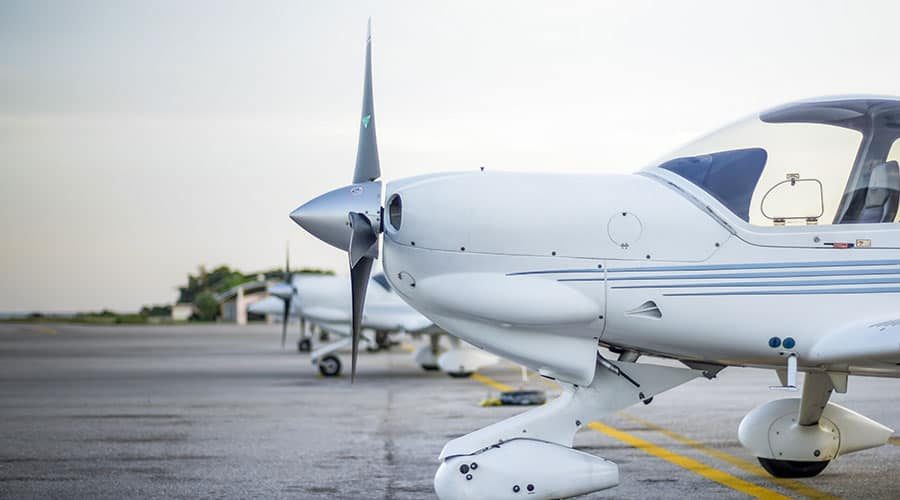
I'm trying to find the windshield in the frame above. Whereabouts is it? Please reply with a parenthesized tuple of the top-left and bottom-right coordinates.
(645, 97, 900, 226)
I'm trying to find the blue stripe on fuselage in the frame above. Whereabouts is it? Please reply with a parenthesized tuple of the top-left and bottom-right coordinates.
(662, 287, 900, 297)
(507, 259, 900, 277)
(611, 277, 900, 289)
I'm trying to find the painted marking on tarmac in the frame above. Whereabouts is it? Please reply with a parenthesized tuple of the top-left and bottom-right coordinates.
(889, 436, 900, 445)
(471, 372, 790, 499)
(470, 373, 515, 392)
(587, 421, 789, 499)
(620, 413, 836, 500)
(21, 325, 58, 335)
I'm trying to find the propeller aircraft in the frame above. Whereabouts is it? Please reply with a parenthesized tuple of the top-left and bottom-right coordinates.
(290, 20, 900, 500)
(249, 249, 497, 377)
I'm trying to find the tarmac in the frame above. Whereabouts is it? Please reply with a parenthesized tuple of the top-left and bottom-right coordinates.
(1, 323, 899, 499)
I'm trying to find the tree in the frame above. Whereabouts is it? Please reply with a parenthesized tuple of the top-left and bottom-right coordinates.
(193, 291, 219, 321)
(140, 304, 172, 317)
(177, 265, 262, 303)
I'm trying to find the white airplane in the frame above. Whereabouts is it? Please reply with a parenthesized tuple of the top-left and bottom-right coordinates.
(289, 22, 900, 500)
(249, 256, 497, 378)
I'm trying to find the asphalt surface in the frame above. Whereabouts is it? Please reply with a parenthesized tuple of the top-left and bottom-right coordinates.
(1, 323, 899, 499)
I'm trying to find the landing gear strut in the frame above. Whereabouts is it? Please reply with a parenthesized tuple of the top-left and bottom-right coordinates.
(414, 333, 442, 371)
(434, 356, 702, 499)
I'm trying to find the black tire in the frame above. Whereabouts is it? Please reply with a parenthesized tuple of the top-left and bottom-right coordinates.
(447, 371, 473, 378)
(420, 364, 440, 371)
(758, 457, 830, 478)
(297, 338, 312, 353)
(375, 330, 390, 350)
(318, 355, 342, 377)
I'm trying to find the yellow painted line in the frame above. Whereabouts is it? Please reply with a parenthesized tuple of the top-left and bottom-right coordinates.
(889, 436, 900, 446)
(470, 372, 513, 392)
(588, 421, 789, 499)
(471, 372, 789, 499)
(25, 326, 57, 335)
(620, 413, 836, 500)
(399, 343, 416, 353)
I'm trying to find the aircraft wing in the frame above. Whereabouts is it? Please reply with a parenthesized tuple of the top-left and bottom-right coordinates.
(809, 316, 900, 364)
(247, 296, 293, 317)
(302, 306, 350, 324)
(361, 303, 436, 333)
(302, 303, 435, 334)
(314, 321, 352, 338)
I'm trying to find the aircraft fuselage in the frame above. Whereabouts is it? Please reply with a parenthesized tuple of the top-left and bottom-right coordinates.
(382, 170, 900, 385)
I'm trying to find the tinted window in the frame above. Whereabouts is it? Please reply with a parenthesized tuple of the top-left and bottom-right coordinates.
(659, 148, 767, 222)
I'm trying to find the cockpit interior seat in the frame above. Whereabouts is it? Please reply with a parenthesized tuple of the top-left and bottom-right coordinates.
(862, 160, 900, 223)
(838, 160, 900, 224)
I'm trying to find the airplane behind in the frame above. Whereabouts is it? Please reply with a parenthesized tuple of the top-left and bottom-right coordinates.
(249, 269, 497, 377)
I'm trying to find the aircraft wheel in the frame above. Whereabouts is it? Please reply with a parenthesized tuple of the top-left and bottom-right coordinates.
(375, 330, 390, 350)
(318, 355, 342, 377)
(420, 363, 440, 371)
(447, 371, 473, 378)
(297, 339, 312, 353)
(758, 458, 830, 478)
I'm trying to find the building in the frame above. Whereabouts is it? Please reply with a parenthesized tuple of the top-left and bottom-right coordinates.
(216, 280, 272, 325)
(170, 303, 195, 322)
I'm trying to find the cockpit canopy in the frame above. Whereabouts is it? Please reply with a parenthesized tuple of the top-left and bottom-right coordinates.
(645, 96, 900, 226)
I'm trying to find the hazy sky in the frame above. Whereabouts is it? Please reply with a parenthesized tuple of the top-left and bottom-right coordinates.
(3, 0, 900, 312)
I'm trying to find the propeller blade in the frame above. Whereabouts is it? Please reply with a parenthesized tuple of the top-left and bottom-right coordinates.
(281, 296, 290, 348)
(353, 18, 381, 184)
(349, 255, 374, 382)
(279, 241, 294, 349)
(284, 241, 291, 281)
(348, 212, 379, 381)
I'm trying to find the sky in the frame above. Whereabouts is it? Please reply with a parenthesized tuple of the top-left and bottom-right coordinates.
(3, 0, 900, 312)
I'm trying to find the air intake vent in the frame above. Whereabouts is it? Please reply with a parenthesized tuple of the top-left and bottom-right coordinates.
(626, 301, 662, 319)
(387, 194, 402, 230)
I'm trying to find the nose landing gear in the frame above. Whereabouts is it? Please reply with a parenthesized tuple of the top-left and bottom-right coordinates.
(318, 354, 342, 377)
(434, 356, 702, 499)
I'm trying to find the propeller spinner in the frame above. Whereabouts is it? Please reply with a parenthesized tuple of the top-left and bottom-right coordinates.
(290, 19, 384, 381)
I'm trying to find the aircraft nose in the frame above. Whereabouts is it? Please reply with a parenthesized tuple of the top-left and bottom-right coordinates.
(267, 282, 294, 299)
(289, 181, 382, 252)
(289, 191, 353, 251)
(288, 205, 304, 226)
(289, 200, 326, 240)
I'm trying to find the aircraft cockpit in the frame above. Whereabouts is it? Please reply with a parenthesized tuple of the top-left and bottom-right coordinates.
(645, 96, 900, 227)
